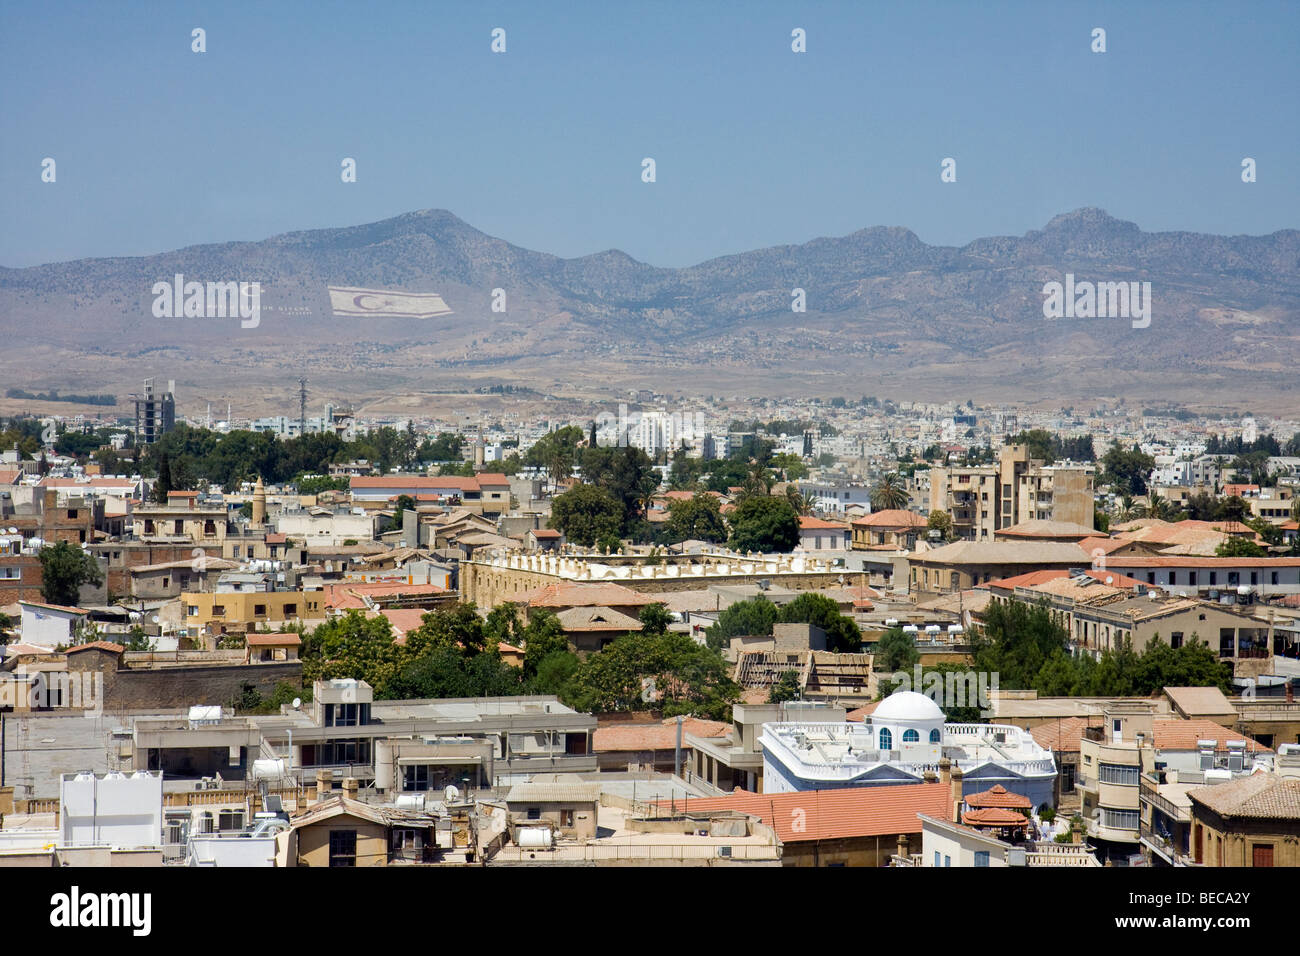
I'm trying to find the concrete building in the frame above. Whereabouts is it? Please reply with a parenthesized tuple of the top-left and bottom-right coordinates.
(930, 445, 1094, 542)
(131, 680, 598, 790)
(907, 541, 1090, 598)
(759, 691, 1057, 806)
(1186, 773, 1300, 867)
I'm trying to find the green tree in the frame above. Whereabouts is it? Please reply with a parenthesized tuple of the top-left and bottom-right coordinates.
(1216, 536, 1267, 558)
(567, 631, 739, 720)
(638, 602, 674, 636)
(663, 493, 727, 543)
(38, 541, 104, 606)
(519, 608, 569, 679)
(778, 593, 861, 652)
(870, 473, 910, 511)
(927, 510, 953, 541)
(727, 495, 800, 553)
(549, 483, 623, 549)
(768, 670, 801, 703)
(873, 627, 919, 674)
(579, 444, 660, 536)
(703, 595, 778, 652)
(1101, 443, 1155, 496)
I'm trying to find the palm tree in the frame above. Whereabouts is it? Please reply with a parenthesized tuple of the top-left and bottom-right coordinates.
(785, 486, 817, 516)
(1142, 491, 1180, 522)
(1114, 493, 1139, 523)
(870, 472, 910, 511)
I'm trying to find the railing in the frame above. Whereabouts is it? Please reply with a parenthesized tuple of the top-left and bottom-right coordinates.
(1139, 778, 1190, 823)
(491, 841, 780, 863)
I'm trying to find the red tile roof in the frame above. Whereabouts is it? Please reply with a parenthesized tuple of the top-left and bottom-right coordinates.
(522, 581, 659, 608)
(799, 516, 850, 531)
(1030, 717, 1093, 753)
(655, 782, 952, 842)
(1152, 719, 1271, 753)
(961, 807, 1029, 827)
(1104, 557, 1300, 568)
(984, 568, 1149, 591)
(965, 784, 1032, 809)
(851, 509, 927, 529)
(245, 633, 302, 646)
(65, 641, 125, 655)
(593, 718, 731, 753)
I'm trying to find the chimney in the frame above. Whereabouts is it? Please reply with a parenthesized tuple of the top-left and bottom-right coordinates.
(896, 832, 910, 861)
(1287, 682, 1294, 705)
(938, 756, 952, 789)
(342, 777, 359, 800)
(43, 488, 56, 514)
(316, 769, 332, 800)
(950, 766, 964, 824)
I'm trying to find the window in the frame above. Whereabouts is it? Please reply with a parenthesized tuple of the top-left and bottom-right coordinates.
(1099, 763, 1139, 785)
(878, 728, 893, 751)
(284, 604, 297, 616)
(1188, 572, 1197, 586)
(212, 605, 226, 616)
(974, 851, 990, 867)
(1102, 809, 1139, 831)
(1209, 572, 1217, 585)
(934, 851, 941, 867)
(254, 604, 267, 616)
(944, 855, 951, 867)
(1272, 571, 1279, 585)
(902, 729, 920, 743)
(329, 830, 357, 867)
(526, 807, 541, 820)
(1171, 632, 1184, 649)
(403, 764, 430, 791)
(560, 810, 575, 827)
(1147, 572, 1156, 584)
(930, 729, 941, 743)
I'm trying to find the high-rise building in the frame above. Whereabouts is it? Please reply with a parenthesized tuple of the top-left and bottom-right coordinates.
(133, 378, 175, 444)
(929, 444, 1095, 541)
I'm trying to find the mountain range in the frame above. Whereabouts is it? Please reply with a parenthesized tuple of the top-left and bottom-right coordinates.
(1, 207, 1297, 414)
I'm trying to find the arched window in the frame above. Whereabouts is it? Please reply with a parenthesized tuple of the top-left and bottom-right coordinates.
(878, 728, 893, 751)
(929, 729, 942, 743)
(902, 729, 920, 743)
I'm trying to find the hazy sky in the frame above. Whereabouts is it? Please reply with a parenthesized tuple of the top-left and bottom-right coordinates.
(2, 0, 1297, 268)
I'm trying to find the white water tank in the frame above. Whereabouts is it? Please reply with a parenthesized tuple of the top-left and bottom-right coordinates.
(251, 758, 286, 780)
(517, 827, 553, 848)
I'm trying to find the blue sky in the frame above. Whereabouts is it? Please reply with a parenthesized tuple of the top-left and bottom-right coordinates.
(2, 0, 1296, 268)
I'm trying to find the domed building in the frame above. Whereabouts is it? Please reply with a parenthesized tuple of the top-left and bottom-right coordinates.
(759, 690, 1057, 808)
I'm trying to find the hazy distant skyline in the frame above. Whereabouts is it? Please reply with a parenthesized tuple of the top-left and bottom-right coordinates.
(2, 0, 1297, 268)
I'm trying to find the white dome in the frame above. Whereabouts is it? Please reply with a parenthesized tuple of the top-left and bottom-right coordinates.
(873, 690, 944, 723)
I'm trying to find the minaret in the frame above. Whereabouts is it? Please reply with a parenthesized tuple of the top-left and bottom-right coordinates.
(252, 476, 267, 526)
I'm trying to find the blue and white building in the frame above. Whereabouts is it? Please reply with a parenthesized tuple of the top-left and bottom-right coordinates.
(759, 691, 1057, 808)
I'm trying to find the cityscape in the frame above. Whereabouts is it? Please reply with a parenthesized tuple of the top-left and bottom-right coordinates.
(1, 0, 1297, 935)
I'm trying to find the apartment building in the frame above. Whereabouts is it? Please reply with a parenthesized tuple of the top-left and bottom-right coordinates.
(131, 680, 598, 789)
(180, 589, 326, 642)
(930, 444, 1094, 542)
(1078, 700, 1274, 862)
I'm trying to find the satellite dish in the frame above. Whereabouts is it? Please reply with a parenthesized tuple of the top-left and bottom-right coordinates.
(151, 615, 160, 624)
(292, 698, 301, 710)
(445, 785, 460, 802)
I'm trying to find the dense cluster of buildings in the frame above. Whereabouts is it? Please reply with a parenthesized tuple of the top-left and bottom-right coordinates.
(1, 388, 1299, 868)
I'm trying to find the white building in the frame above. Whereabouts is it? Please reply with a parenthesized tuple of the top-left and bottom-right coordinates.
(759, 691, 1057, 807)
